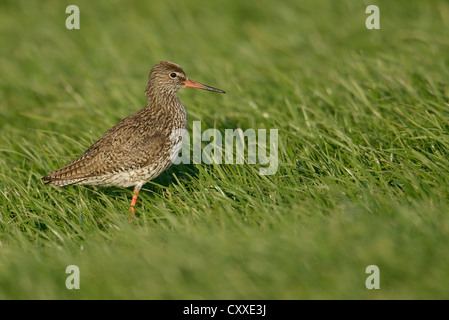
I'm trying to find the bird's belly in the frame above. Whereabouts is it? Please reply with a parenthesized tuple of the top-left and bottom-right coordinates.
(83, 141, 185, 188)
(75, 126, 187, 188)
(91, 163, 168, 187)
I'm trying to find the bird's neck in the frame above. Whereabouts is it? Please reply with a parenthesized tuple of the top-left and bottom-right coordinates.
(145, 89, 180, 108)
(144, 91, 187, 128)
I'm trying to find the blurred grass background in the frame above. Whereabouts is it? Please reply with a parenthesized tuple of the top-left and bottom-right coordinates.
(1, 0, 449, 299)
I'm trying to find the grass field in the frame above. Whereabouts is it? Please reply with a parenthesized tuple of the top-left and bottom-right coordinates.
(1, 0, 449, 299)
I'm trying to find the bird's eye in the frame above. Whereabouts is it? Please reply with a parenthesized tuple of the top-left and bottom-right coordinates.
(169, 73, 177, 79)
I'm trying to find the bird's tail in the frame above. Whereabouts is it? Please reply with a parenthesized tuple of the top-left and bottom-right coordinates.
(41, 174, 84, 186)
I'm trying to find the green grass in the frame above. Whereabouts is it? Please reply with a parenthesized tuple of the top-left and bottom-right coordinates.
(1, 0, 449, 299)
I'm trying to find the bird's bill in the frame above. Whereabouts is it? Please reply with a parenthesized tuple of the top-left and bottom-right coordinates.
(184, 79, 225, 93)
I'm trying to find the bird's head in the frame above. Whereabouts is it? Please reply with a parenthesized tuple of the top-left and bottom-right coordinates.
(145, 61, 225, 97)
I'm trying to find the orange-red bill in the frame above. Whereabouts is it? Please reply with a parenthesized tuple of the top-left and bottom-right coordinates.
(184, 79, 225, 93)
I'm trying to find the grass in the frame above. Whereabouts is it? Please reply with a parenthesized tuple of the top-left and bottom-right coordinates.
(1, 0, 449, 299)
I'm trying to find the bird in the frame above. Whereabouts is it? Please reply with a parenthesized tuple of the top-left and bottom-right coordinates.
(42, 61, 225, 218)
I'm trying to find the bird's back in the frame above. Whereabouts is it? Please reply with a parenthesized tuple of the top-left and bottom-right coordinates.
(42, 97, 187, 187)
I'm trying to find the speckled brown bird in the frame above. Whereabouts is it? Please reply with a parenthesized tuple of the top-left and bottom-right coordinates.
(42, 61, 225, 215)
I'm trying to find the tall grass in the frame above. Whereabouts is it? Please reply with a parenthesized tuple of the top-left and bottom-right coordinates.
(0, 0, 449, 299)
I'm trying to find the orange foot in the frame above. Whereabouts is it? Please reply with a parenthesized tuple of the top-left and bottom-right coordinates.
(128, 206, 136, 224)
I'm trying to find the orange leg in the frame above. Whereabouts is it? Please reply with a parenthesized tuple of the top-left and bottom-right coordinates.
(128, 185, 141, 223)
